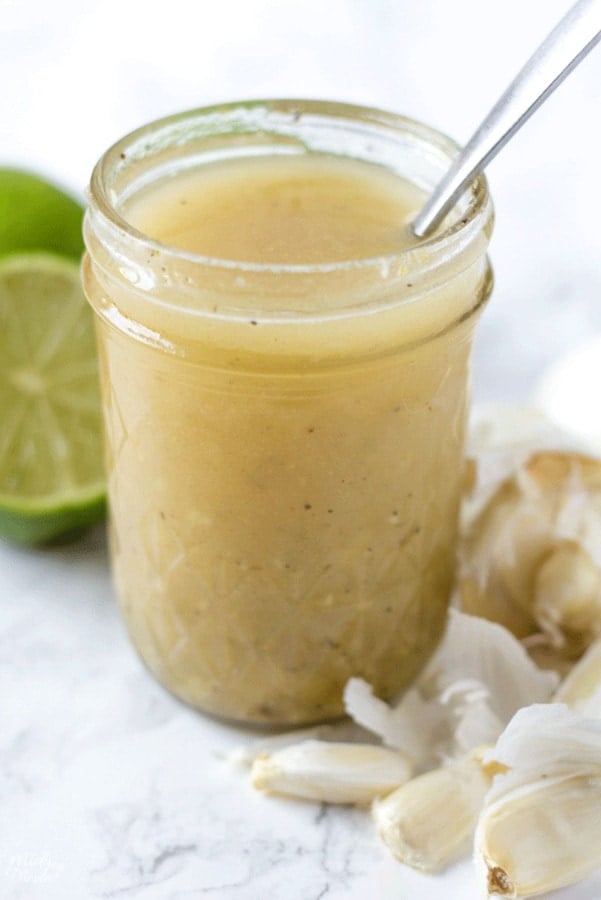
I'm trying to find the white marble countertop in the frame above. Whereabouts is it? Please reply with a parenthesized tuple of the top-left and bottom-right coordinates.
(2, 1, 601, 897)
(4, 527, 601, 899)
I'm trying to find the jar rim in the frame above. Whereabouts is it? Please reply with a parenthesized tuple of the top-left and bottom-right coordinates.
(87, 98, 493, 277)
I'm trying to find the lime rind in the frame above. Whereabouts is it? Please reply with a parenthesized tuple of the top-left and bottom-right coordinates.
(0, 491, 106, 545)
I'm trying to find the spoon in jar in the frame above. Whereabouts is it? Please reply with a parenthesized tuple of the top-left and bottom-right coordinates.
(412, 0, 601, 238)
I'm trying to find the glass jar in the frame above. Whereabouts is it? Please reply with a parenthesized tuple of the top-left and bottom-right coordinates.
(83, 99, 493, 725)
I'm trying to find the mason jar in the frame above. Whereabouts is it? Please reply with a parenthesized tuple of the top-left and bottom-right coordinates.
(83, 99, 493, 725)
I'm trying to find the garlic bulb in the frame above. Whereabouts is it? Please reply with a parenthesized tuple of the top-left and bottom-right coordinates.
(373, 750, 491, 872)
(250, 740, 412, 805)
(475, 704, 601, 897)
(459, 451, 601, 658)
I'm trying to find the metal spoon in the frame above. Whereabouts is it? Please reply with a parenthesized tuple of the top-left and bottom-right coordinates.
(412, 0, 601, 238)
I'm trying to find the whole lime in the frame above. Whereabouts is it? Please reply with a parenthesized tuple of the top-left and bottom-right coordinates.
(0, 168, 84, 261)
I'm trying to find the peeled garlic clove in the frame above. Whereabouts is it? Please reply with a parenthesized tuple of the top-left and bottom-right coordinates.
(534, 540, 601, 656)
(373, 753, 491, 873)
(251, 740, 412, 805)
(476, 773, 601, 897)
(555, 637, 601, 713)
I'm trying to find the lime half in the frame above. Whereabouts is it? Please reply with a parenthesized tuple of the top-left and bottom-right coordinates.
(0, 253, 106, 544)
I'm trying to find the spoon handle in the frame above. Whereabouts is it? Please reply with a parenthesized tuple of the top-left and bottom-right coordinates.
(412, 0, 601, 237)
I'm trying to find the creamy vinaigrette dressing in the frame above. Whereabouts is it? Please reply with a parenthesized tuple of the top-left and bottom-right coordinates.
(124, 154, 424, 265)
(85, 139, 492, 724)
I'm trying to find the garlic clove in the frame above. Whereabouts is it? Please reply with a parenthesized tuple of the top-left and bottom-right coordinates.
(373, 753, 491, 873)
(251, 740, 412, 805)
(476, 772, 601, 898)
(534, 539, 601, 656)
(476, 704, 601, 898)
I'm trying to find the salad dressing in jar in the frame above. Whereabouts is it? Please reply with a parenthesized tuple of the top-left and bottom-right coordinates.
(83, 100, 493, 724)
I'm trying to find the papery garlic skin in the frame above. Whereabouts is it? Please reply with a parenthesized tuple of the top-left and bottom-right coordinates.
(373, 752, 491, 873)
(476, 705, 601, 898)
(251, 740, 412, 805)
(344, 610, 557, 766)
(459, 452, 601, 658)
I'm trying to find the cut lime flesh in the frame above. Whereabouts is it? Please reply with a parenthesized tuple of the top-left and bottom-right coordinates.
(0, 253, 106, 545)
